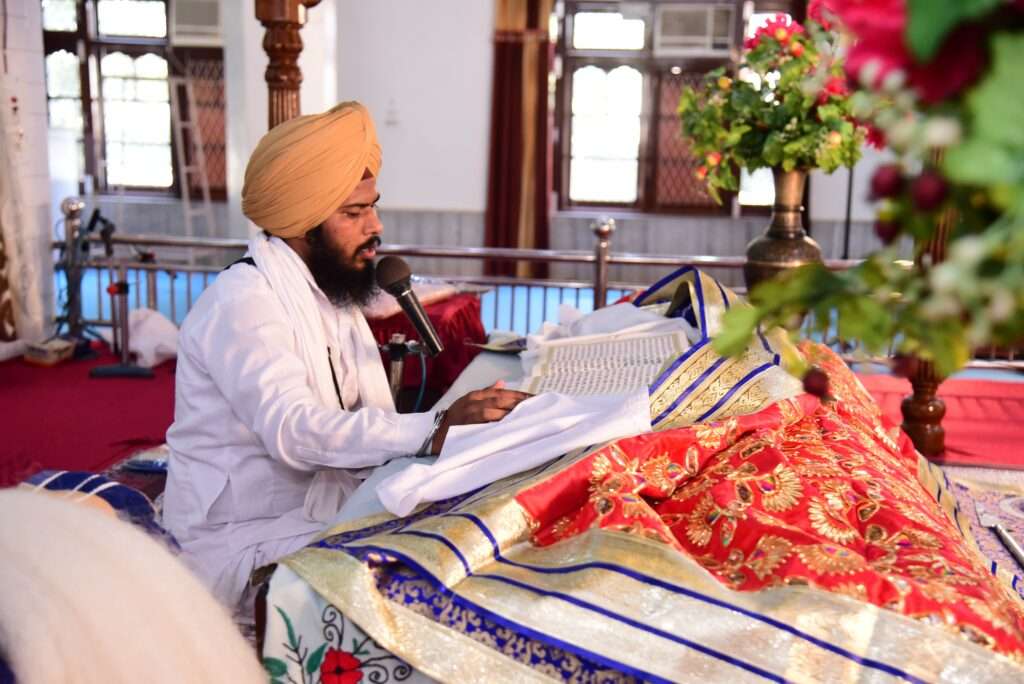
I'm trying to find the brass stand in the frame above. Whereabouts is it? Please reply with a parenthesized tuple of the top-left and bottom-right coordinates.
(743, 168, 823, 291)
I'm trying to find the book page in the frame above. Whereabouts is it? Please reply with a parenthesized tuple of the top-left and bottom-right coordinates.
(522, 330, 688, 395)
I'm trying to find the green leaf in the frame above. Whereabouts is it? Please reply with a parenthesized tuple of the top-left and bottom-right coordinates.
(274, 606, 299, 650)
(713, 305, 760, 357)
(944, 140, 1020, 187)
(263, 657, 288, 678)
(306, 643, 327, 675)
(906, 0, 1000, 62)
(965, 33, 1024, 149)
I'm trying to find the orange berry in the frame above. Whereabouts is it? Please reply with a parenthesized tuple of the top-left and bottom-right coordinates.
(717, 76, 732, 91)
(706, 152, 722, 167)
(790, 41, 805, 57)
(695, 165, 708, 181)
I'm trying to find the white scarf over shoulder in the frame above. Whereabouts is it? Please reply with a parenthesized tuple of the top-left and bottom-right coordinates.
(248, 235, 394, 520)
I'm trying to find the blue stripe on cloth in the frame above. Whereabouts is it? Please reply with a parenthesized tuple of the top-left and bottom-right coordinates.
(651, 355, 727, 426)
(394, 530, 472, 576)
(713, 276, 731, 311)
(442, 512, 927, 684)
(474, 572, 784, 682)
(632, 266, 695, 308)
(648, 338, 709, 395)
(757, 325, 773, 353)
(694, 361, 775, 423)
(389, 531, 781, 679)
(693, 271, 708, 338)
(341, 542, 677, 683)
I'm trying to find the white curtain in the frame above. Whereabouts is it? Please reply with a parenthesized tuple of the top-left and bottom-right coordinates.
(0, 67, 51, 356)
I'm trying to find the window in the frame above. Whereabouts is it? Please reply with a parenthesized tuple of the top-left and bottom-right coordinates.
(41, 0, 225, 196)
(555, 1, 775, 213)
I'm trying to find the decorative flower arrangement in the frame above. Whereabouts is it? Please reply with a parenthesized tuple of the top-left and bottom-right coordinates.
(717, 0, 1024, 376)
(678, 9, 864, 202)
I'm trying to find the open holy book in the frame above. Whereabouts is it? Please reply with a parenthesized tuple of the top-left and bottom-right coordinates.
(519, 327, 690, 395)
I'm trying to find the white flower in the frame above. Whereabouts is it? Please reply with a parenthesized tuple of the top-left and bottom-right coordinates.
(881, 69, 907, 93)
(923, 117, 962, 148)
(930, 263, 960, 294)
(920, 294, 962, 320)
(858, 60, 882, 88)
(950, 236, 985, 265)
(886, 115, 918, 149)
(988, 288, 1016, 323)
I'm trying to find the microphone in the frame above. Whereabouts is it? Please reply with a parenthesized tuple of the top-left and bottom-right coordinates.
(375, 256, 444, 357)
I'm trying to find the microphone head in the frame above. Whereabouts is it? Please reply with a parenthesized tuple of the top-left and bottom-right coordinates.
(375, 255, 411, 295)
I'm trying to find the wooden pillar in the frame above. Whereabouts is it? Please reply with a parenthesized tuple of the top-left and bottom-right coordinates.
(901, 168, 953, 457)
(0, 230, 16, 341)
(255, 0, 322, 130)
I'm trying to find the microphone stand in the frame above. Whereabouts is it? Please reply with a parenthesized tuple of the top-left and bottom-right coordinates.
(380, 333, 428, 406)
(89, 219, 153, 379)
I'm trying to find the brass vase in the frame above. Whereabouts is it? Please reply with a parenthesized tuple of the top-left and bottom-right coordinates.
(743, 168, 822, 291)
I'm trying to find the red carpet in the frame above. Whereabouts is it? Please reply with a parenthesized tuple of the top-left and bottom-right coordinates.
(0, 346, 175, 486)
(857, 373, 1024, 469)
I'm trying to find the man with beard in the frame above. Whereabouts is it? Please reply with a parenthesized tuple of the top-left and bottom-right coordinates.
(162, 102, 529, 616)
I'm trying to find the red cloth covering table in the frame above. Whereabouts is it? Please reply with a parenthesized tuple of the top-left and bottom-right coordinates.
(366, 293, 486, 393)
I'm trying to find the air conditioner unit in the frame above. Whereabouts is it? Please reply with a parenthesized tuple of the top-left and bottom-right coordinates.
(170, 0, 222, 47)
(653, 3, 734, 57)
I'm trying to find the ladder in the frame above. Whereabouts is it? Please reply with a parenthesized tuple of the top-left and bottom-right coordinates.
(169, 75, 215, 263)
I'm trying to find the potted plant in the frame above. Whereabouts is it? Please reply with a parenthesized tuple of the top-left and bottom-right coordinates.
(678, 11, 864, 289)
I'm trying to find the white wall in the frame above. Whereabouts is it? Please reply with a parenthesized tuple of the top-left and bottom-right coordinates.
(334, 0, 494, 212)
(3, 0, 54, 340)
(809, 145, 894, 223)
(220, 0, 338, 237)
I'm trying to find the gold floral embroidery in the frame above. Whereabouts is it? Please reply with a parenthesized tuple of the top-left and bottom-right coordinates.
(694, 419, 737, 450)
(589, 453, 612, 485)
(609, 520, 673, 546)
(808, 499, 859, 544)
(966, 597, 1015, 634)
(747, 535, 793, 580)
(639, 453, 681, 493)
(758, 464, 803, 512)
(831, 582, 869, 601)
(683, 444, 701, 477)
(685, 495, 715, 547)
(917, 580, 963, 604)
(798, 543, 867, 575)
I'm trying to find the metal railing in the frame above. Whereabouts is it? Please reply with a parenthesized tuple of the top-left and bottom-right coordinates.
(52, 199, 1022, 369)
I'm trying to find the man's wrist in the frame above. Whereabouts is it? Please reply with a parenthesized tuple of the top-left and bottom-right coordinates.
(418, 409, 447, 456)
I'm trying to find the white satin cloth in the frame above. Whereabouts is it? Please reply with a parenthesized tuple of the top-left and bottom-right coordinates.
(376, 389, 652, 517)
(163, 235, 435, 611)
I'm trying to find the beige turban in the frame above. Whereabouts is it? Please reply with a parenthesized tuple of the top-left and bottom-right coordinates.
(241, 102, 382, 239)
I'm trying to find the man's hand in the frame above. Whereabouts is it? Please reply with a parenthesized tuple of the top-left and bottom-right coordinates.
(431, 381, 532, 454)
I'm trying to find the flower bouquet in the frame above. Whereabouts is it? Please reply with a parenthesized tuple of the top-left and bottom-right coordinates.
(678, 11, 863, 203)
(679, 10, 865, 288)
(717, 0, 1024, 378)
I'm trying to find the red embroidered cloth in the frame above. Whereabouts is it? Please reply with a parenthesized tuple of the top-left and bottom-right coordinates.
(366, 293, 486, 392)
(517, 343, 1024, 659)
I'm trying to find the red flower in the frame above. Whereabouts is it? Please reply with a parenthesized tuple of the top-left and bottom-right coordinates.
(863, 123, 886, 150)
(807, 0, 837, 30)
(748, 14, 804, 50)
(320, 649, 363, 684)
(905, 24, 988, 104)
(832, 0, 988, 103)
(817, 75, 849, 103)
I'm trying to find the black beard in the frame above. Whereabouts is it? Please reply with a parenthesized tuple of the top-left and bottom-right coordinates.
(304, 225, 379, 307)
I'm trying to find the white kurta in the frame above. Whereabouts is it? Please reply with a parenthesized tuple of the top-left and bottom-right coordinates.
(163, 238, 435, 611)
